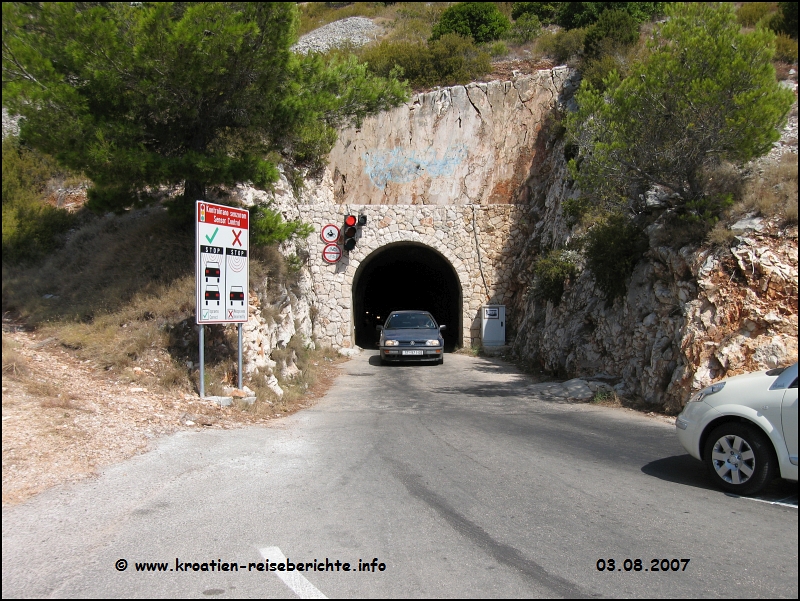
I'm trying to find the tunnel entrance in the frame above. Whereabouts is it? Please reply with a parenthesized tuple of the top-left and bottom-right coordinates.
(353, 243, 462, 351)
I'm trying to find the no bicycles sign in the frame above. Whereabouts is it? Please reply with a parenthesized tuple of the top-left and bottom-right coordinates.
(196, 201, 249, 324)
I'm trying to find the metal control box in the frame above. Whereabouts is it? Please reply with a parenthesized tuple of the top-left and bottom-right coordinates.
(481, 305, 505, 346)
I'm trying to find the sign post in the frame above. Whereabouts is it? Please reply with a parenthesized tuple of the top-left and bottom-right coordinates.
(196, 201, 249, 396)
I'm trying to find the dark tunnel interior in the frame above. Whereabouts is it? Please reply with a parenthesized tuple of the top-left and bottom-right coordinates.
(353, 243, 462, 351)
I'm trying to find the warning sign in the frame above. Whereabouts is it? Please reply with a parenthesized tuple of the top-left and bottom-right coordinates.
(196, 201, 249, 324)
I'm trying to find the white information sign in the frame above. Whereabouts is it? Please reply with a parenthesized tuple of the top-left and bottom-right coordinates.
(196, 201, 249, 324)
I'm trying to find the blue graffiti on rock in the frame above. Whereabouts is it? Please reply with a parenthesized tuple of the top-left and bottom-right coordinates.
(363, 144, 468, 189)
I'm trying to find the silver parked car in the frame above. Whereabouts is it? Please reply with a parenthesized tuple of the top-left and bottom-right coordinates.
(675, 362, 798, 495)
(377, 310, 445, 365)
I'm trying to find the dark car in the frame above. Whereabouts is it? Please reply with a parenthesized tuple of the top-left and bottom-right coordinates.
(204, 262, 220, 283)
(229, 286, 245, 306)
(204, 285, 220, 305)
(376, 310, 446, 365)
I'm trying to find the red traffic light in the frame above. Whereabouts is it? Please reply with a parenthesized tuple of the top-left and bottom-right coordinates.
(344, 214, 357, 227)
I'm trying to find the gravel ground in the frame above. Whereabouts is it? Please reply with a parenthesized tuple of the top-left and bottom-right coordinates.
(292, 16, 382, 54)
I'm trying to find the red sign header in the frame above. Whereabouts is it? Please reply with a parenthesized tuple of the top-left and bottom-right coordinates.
(197, 202, 249, 229)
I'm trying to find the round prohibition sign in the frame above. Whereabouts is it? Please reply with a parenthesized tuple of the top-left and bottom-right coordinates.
(320, 223, 340, 244)
(322, 243, 342, 264)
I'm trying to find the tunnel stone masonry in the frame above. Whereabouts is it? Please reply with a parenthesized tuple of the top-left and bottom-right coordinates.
(300, 204, 526, 348)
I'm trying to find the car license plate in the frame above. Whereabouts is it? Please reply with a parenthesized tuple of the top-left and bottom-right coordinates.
(402, 350, 423, 355)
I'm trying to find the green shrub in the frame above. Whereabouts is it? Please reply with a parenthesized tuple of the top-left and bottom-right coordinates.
(584, 214, 647, 300)
(559, 2, 666, 29)
(737, 2, 775, 27)
(678, 194, 735, 228)
(427, 33, 492, 85)
(2, 138, 77, 263)
(250, 204, 313, 247)
(2, 138, 60, 206)
(583, 9, 639, 59)
(758, 10, 785, 34)
(2, 202, 77, 264)
(430, 2, 510, 44)
(581, 54, 625, 90)
(489, 41, 510, 57)
(361, 39, 426, 81)
(531, 249, 580, 305)
(778, 2, 797, 37)
(362, 34, 491, 88)
(508, 13, 542, 44)
(562, 196, 593, 226)
(774, 33, 799, 62)
(512, 2, 560, 25)
(537, 28, 587, 64)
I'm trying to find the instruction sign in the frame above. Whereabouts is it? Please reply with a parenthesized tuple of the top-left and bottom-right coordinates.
(196, 201, 249, 324)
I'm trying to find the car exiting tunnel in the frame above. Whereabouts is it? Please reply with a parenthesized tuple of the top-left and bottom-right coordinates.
(352, 243, 462, 351)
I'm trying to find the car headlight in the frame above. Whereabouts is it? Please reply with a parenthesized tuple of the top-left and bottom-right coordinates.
(688, 381, 726, 403)
(425, 340, 439, 346)
(385, 340, 399, 346)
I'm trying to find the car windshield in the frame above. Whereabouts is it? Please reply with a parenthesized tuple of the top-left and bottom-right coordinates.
(385, 313, 436, 329)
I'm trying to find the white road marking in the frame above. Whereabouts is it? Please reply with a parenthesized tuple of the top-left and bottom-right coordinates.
(734, 496, 798, 509)
(259, 546, 328, 599)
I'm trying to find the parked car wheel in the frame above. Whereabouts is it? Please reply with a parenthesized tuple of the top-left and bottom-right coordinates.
(703, 423, 776, 495)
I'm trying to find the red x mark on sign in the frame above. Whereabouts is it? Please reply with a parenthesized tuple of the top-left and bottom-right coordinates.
(228, 310, 234, 319)
(232, 230, 242, 246)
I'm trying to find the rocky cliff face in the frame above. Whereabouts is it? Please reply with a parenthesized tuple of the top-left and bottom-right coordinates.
(509, 122, 798, 412)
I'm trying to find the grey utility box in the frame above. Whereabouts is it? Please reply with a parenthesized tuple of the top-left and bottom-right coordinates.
(481, 305, 506, 346)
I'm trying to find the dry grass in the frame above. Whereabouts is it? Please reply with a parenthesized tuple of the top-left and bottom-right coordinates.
(2, 207, 194, 324)
(591, 388, 622, 407)
(2, 335, 29, 379)
(739, 153, 798, 223)
(706, 222, 739, 248)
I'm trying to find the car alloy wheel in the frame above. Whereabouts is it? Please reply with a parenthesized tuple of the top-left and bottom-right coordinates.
(703, 423, 776, 496)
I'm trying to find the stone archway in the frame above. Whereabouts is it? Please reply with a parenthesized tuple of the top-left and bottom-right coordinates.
(351, 241, 464, 351)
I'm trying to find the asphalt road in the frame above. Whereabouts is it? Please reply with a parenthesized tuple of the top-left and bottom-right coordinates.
(2, 352, 797, 598)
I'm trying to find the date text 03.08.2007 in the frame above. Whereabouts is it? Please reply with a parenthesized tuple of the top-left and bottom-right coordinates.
(596, 559, 690, 572)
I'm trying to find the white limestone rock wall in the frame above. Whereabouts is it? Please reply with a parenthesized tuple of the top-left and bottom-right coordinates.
(512, 219, 798, 412)
(327, 68, 579, 206)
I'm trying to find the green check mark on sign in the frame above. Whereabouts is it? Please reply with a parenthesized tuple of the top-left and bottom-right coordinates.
(205, 227, 219, 244)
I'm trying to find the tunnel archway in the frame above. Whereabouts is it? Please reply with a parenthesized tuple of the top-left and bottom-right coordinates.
(353, 242, 462, 351)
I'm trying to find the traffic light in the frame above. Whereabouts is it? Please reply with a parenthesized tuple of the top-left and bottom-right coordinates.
(342, 214, 366, 251)
(343, 215, 357, 250)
